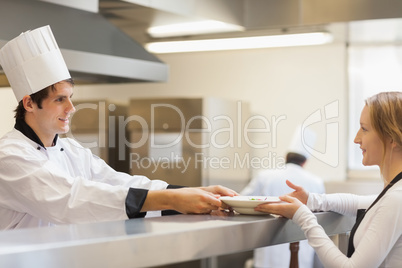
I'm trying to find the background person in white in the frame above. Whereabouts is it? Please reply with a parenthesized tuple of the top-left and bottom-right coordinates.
(0, 25, 236, 230)
(242, 128, 325, 268)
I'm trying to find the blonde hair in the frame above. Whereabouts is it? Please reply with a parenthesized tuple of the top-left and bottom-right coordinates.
(365, 92, 402, 167)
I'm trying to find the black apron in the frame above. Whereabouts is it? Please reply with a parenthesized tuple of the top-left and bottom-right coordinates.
(347, 172, 402, 257)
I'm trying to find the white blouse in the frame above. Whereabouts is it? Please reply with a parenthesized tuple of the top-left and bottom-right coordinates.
(293, 181, 402, 268)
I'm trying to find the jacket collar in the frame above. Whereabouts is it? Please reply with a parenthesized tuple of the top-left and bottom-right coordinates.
(14, 119, 58, 149)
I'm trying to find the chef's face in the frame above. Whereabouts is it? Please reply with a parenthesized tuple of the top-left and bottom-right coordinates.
(33, 81, 75, 139)
(354, 105, 384, 166)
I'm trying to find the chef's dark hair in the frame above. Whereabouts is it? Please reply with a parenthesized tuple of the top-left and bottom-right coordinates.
(14, 78, 74, 120)
(286, 152, 307, 166)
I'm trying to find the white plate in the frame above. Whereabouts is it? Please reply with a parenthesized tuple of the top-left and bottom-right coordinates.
(231, 207, 269, 215)
(220, 196, 281, 215)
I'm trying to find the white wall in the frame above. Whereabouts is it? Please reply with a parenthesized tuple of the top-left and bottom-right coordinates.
(74, 43, 348, 181)
(0, 89, 17, 137)
(0, 42, 348, 181)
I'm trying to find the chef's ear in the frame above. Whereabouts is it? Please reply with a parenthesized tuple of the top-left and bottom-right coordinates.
(22, 95, 34, 112)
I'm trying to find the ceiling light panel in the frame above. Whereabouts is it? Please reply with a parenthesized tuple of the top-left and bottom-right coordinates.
(148, 20, 244, 38)
(146, 32, 333, 53)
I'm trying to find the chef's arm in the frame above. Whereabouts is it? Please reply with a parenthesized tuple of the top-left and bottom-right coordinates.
(124, 185, 183, 218)
(144, 188, 223, 214)
(125, 185, 237, 218)
(162, 185, 184, 216)
(125, 187, 223, 218)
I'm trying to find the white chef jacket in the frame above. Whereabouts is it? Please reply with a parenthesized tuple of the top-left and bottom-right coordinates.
(241, 163, 325, 268)
(294, 178, 402, 268)
(0, 121, 169, 230)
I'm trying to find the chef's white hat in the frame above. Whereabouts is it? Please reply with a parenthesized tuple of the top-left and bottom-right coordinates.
(0, 25, 71, 102)
(287, 125, 317, 158)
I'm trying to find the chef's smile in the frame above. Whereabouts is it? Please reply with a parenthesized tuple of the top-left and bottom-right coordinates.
(59, 117, 69, 123)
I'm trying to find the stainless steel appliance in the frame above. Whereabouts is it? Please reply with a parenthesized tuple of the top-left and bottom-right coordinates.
(68, 99, 129, 173)
(127, 98, 251, 190)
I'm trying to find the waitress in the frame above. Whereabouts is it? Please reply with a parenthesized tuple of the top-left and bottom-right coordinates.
(255, 91, 402, 267)
(0, 25, 236, 230)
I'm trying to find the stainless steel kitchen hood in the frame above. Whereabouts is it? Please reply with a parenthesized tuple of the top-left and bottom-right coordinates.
(0, 0, 168, 86)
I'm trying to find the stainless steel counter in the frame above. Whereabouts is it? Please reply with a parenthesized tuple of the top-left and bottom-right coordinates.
(0, 211, 354, 268)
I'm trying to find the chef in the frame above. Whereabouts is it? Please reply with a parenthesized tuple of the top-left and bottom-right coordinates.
(0, 25, 236, 230)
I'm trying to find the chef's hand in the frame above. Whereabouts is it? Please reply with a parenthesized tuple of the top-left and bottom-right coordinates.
(198, 185, 238, 197)
(285, 180, 309, 205)
(254, 195, 303, 219)
(198, 185, 238, 211)
(170, 187, 222, 214)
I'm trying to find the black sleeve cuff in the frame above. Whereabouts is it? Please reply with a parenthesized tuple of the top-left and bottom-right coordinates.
(162, 210, 182, 216)
(125, 188, 148, 218)
(167, 184, 185, 189)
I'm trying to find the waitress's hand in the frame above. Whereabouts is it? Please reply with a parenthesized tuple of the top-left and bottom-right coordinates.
(253, 180, 309, 219)
(285, 180, 309, 205)
(254, 195, 303, 219)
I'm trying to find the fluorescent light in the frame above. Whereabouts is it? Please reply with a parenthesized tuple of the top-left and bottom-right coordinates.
(148, 20, 244, 38)
(146, 32, 333, 54)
